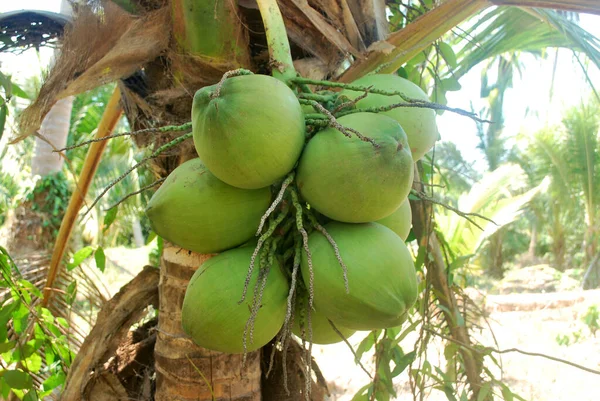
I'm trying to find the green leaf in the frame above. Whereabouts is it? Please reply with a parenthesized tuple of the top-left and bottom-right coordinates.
(12, 303, 30, 334)
(67, 247, 94, 271)
(391, 350, 415, 377)
(23, 390, 39, 401)
(0, 71, 12, 95)
(477, 382, 491, 401)
(66, 281, 77, 306)
(440, 77, 461, 92)
(501, 385, 514, 401)
(0, 341, 15, 353)
(145, 231, 157, 245)
(1, 377, 10, 400)
(448, 255, 474, 272)
(103, 207, 118, 232)
(42, 372, 65, 392)
(10, 83, 30, 100)
(94, 247, 106, 273)
(56, 317, 69, 328)
(439, 42, 458, 68)
(24, 353, 42, 374)
(355, 332, 377, 363)
(0, 104, 7, 141)
(3, 370, 33, 389)
(17, 280, 42, 298)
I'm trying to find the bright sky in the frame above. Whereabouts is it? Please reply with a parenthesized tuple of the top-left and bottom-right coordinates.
(2, 1, 600, 170)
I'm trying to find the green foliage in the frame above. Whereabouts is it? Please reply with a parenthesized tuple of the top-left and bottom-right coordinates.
(582, 305, 599, 337)
(0, 70, 31, 141)
(555, 304, 599, 347)
(23, 171, 71, 237)
(0, 246, 73, 399)
(66, 84, 157, 247)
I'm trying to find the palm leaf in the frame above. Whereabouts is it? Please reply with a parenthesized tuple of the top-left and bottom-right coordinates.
(452, 7, 600, 80)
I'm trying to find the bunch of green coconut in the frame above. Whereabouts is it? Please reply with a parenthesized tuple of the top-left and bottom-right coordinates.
(145, 71, 438, 354)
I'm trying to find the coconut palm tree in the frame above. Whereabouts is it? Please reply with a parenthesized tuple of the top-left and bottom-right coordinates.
(8, 1, 600, 400)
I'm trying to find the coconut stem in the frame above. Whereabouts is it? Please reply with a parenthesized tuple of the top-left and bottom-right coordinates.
(106, 178, 165, 211)
(255, 0, 296, 82)
(291, 77, 491, 123)
(307, 100, 380, 148)
(211, 69, 253, 99)
(297, 93, 336, 103)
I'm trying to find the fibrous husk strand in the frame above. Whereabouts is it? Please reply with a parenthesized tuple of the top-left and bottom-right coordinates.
(306, 210, 349, 293)
(256, 172, 294, 236)
(240, 205, 290, 304)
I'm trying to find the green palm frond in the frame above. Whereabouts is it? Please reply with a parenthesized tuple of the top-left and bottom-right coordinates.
(562, 99, 599, 216)
(66, 84, 153, 245)
(436, 164, 543, 258)
(451, 7, 600, 80)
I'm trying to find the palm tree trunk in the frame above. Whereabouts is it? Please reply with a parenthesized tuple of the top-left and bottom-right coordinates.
(154, 244, 261, 401)
(31, 96, 74, 176)
(487, 232, 505, 279)
(31, 0, 74, 176)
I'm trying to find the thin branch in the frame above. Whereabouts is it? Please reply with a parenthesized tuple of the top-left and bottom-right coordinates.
(336, 101, 492, 124)
(425, 327, 600, 376)
(308, 100, 379, 148)
(328, 320, 372, 380)
(411, 190, 497, 230)
(290, 77, 491, 124)
(332, 87, 371, 114)
(55, 122, 192, 152)
(82, 132, 193, 219)
(106, 178, 165, 211)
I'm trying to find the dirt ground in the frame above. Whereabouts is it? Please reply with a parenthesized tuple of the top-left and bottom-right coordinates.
(102, 248, 600, 401)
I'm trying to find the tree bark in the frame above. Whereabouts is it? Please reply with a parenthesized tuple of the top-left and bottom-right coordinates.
(486, 231, 505, 279)
(154, 244, 261, 401)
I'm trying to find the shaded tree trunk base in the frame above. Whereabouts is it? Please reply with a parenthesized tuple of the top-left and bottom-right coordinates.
(60, 266, 160, 401)
(261, 339, 328, 401)
(154, 245, 261, 401)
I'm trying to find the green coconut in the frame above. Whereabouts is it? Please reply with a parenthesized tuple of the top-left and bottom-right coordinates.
(301, 222, 417, 331)
(340, 74, 439, 161)
(292, 291, 355, 345)
(376, 199, 412, 241)
(182, 246, 289, 353)
(192, 74, 305, 189)
(296, 112, 414, 223)
(145, 158, 271, 254)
